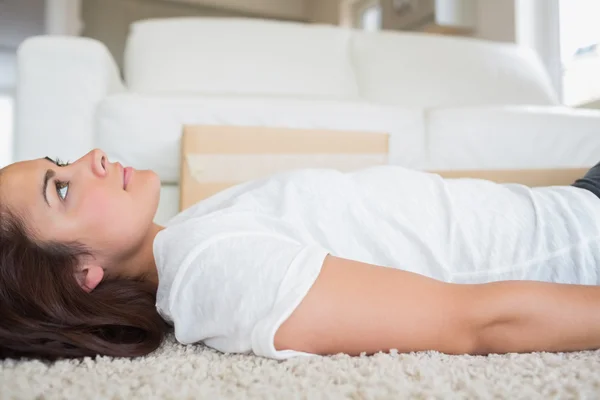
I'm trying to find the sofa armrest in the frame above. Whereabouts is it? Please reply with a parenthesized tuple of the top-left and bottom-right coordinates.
(15, 36, 124, 163)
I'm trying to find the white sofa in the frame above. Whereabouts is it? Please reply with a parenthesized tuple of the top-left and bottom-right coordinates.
(15, 17, 600, 224)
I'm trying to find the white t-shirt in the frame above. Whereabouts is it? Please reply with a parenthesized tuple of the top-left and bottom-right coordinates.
(153, 166, 600, 360)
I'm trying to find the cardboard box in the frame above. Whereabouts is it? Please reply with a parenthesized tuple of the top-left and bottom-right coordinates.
(180, 125, 389, 210)
(180, 125, 589, 211)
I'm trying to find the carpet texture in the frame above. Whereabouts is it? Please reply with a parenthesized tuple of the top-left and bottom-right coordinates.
(2, 333, 600, 399)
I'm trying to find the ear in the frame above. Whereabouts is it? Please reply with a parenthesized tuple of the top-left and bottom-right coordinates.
(75, 264, 105, 293)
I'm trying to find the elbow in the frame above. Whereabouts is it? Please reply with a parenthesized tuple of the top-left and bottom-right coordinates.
(457, 283, 518, 356)
(446, 325, 483, 356)
(446, 284, 500, 356)
(468, 322, 509, 356)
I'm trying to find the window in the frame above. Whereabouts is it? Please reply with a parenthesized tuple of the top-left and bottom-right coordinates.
(559, 0, 600, 106)
(0, 95, 14, 168)
(358, 2, 382, 31)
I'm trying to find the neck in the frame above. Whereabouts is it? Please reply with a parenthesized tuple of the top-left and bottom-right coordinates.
(119, 223, 165, 291)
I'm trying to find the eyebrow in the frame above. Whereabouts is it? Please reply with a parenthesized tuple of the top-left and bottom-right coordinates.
(42, 157, 56, 207)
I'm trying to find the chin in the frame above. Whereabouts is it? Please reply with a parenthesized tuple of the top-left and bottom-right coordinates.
(149, 171, 162, 193)
(131, 170, 161, 201)
(147, 171, 162, 205)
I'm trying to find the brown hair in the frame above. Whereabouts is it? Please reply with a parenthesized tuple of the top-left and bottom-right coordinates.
(0, 205, 169, 361)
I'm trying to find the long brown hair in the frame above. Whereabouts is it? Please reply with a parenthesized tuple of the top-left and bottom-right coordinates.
(0, 206, 170, 361)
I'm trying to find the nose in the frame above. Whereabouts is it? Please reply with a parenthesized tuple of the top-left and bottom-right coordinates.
(90, 148, 108, 177)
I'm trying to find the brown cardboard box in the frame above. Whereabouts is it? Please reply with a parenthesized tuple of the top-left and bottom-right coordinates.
(180, 125, 589, 211)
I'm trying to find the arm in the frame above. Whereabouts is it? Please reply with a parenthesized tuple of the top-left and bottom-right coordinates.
(274, 255, 476, 355)
(274, 255, 600, 356)
(16, 36, 124, 163)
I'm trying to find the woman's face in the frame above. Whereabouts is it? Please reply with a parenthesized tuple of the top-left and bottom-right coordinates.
(0, 149, 161, 271)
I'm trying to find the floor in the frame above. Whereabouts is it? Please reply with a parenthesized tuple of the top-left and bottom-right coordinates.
(2, 333, 600, 399)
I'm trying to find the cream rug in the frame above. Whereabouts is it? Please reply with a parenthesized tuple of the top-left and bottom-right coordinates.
(2, 332, 600, 399)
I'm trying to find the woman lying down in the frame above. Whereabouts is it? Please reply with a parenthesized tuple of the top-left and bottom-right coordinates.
(1, 148, 600, 361)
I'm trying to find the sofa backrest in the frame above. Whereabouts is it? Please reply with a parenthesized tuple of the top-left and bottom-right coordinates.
(124, 18, 360, 101)
(351, 30, 559, 107)
(124, 17, 559, 107)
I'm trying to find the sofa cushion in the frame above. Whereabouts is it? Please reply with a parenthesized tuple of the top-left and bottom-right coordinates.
(426, 106, 600, 170)
(351, 30, 559, 108)
(95, 93, 425, 183)
(124, 18, 360, 100)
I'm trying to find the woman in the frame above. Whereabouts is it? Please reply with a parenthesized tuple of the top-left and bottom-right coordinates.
(1, 148, 600, 361)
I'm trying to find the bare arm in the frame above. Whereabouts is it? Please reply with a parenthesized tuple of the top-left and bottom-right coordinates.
(469, 279, 600, 354)
(275, 255, 476, 355)
(274, 255, 600, 356)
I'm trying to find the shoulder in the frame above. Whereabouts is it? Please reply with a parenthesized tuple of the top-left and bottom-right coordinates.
(153, 211, 289, 293)
(155, 225, 330, 354)
(166, 232, 304, 298)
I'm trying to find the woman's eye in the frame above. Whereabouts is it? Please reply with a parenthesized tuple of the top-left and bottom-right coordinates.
(56, 181, 69, 200)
